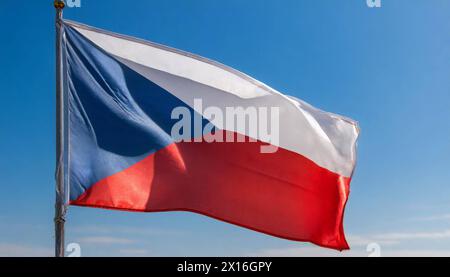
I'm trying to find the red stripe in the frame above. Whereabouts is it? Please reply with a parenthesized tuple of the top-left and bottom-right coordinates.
(70, 131, 351, 250)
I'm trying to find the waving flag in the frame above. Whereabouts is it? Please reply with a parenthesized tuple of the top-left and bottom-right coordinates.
(62, 20, 359, 250)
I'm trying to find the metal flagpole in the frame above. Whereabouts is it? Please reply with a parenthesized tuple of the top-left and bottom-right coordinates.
(54, 0, 66, 258)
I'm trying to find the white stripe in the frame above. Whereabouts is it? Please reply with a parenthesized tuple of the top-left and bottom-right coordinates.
(66, 21, 359, 177)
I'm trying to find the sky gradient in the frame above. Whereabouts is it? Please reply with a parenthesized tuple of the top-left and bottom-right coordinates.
(0, 0, 449, 256)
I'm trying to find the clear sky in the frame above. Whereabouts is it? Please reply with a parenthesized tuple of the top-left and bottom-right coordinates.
(0, 0, 449, 256)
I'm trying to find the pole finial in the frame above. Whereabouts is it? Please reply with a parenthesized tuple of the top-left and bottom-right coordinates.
(54, 0, 65, 9)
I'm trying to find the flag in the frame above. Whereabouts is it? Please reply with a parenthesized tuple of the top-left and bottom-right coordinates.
(62, 20, 359, 250)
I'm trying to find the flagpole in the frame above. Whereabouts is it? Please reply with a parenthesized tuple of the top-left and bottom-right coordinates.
(54, 0, 66, 258)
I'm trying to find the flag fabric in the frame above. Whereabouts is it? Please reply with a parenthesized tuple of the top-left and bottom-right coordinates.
(62, 20, 359, 250)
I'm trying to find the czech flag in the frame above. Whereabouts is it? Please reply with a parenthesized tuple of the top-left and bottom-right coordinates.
(62, 20, 359, 250)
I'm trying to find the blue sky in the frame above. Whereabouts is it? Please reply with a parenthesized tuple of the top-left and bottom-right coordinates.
(0, 0, 449, 256)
